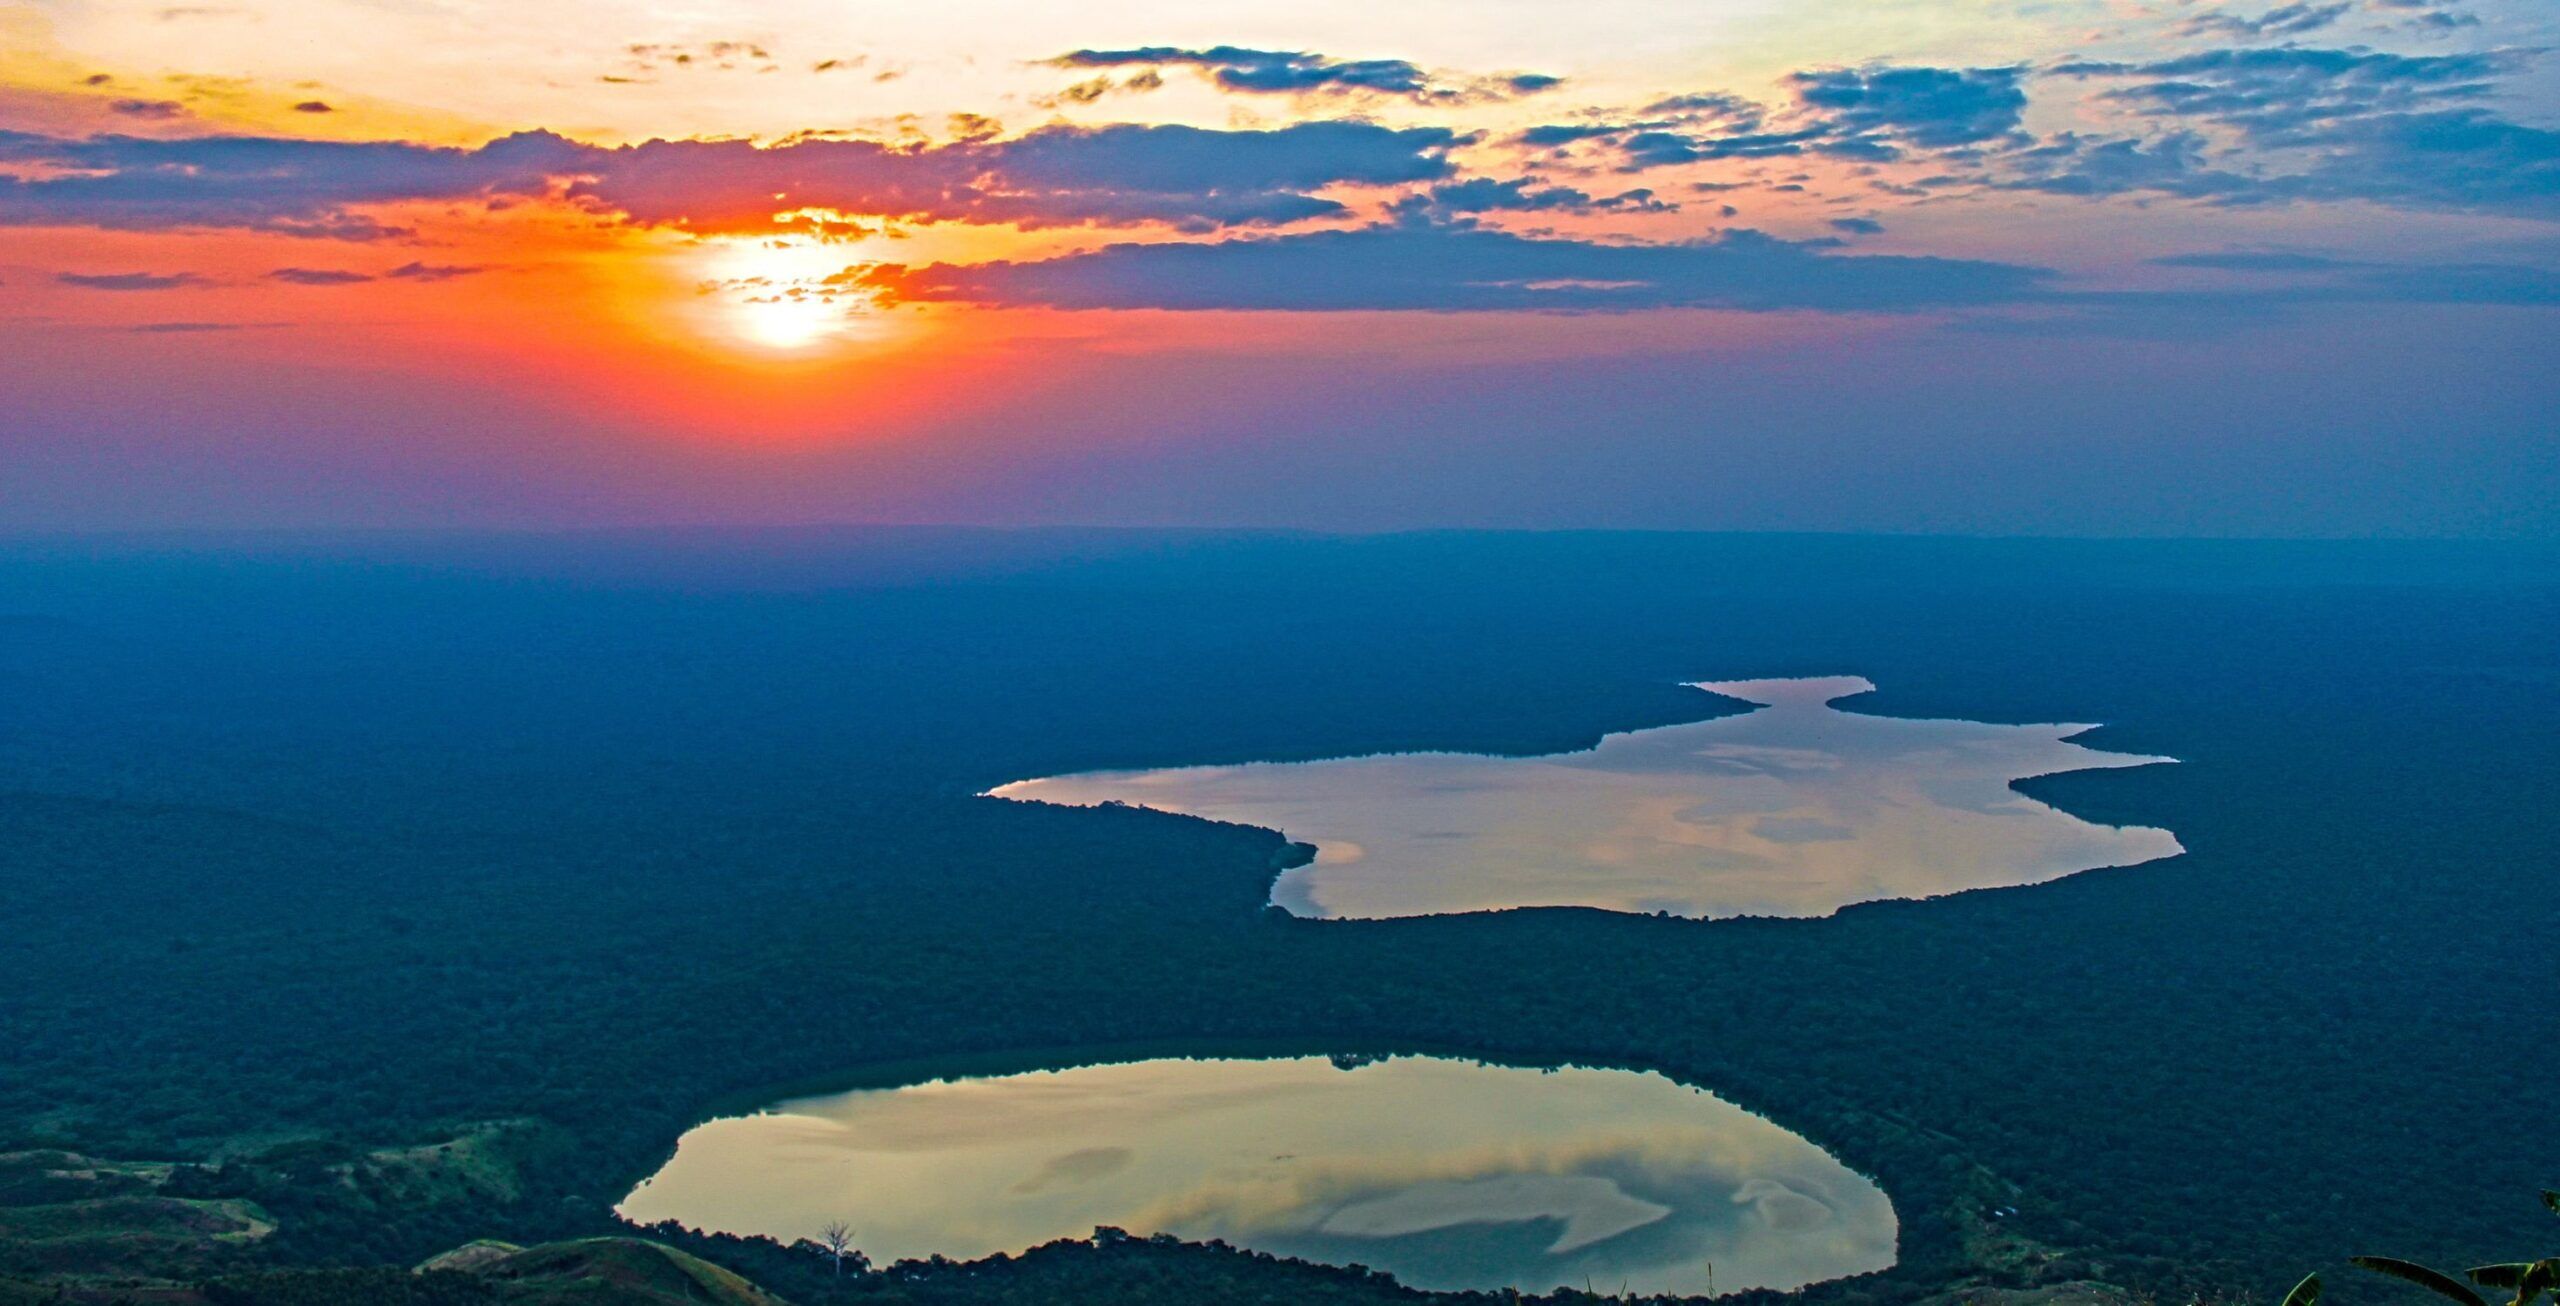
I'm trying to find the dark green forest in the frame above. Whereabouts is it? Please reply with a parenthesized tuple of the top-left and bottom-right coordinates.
(0, 530, 2552, 1303)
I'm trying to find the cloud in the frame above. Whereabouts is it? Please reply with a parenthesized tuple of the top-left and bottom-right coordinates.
(1051, 46, 1558, 103)
(2368, 0, 2481, 33)
(612, 41, 782, 79)
(842, 211, 2556, 329)
(1830, 216, 1885, 234)
(291, 100, 333, 113)
(56, 270, 209, 290)
(2270, 108, 2560, 216)
(1644, 92, 1767, 123)
(1039, 70, 1161, 106)
(1533, 66, 2025, 172)
(2053, 47, 2516, 134)
(385, 260, 482, 281)
(2027, 50, 2559, 218)
(567, 121, 1460, 234)
(108, 98, 189, 120)
(2004, 130, 2246, 198)
(987, 121, 1452, 196)
(265, 261, 479, 284)
(0, 128, 582, 237)
(1390, 176, 1673, 218)
(2178, 2, 2352, 39)
(846, 224, 2050, 313)
(267, 266, 372, 284)
(1518, 96, 1773, 164)
(1518, 123, 1636, 147)
(1786, 65, 2028, 149)
(1619, 126, 1827, 168)
(0, 120, 1460, 238)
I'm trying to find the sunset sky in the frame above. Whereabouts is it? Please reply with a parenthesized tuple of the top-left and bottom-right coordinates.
(4, 0, 2554, 535)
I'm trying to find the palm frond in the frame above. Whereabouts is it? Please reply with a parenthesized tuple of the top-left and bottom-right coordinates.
(2515, 1259, 2560, 1306)
(2353, 1256, 2492, 1306)
(2469, 1264, 2531, 1290)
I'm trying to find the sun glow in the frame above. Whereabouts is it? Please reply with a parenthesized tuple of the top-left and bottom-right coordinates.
(736, 290, 842, 349)
(692, 234, 883, 353)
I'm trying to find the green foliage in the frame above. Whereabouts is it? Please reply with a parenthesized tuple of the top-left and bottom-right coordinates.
(649, 1225, 1739, 1305)
(473, 1238, 786, 1305)
(0, 534, 2554, 1302)
(202, 1267, 500, 1305)
(2328, 1194, 2560, 1306)
(2350, 1259, 2488, 1306)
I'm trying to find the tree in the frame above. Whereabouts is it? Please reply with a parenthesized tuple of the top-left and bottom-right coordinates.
(817, 1221, 860, 1278)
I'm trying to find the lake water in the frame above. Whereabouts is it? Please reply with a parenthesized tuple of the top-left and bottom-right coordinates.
(618, 1054, 1897, 1296)
(990, 676, 2182, 919)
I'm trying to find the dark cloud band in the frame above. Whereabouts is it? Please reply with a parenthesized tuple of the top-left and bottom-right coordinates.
(0, 120, 1461, 238)
(849, 225, 2051, 313)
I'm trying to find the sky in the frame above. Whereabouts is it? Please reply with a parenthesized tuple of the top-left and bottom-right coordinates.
(2, 0, 2555, 536)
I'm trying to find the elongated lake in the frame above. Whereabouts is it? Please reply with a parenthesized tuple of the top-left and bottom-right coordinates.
(991, 676, 2181, 919)
(618, 1055, 1897, 1296)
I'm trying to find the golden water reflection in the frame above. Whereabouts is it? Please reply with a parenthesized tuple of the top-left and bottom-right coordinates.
(617, 1056, 1897, 1296)
(992, 676, 2182, 920)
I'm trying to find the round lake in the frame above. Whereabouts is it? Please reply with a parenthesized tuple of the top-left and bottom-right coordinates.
(618, 1054, 1898, 1296)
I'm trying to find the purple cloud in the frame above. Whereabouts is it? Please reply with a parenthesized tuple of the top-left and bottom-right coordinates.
(57, 270, 210, 290)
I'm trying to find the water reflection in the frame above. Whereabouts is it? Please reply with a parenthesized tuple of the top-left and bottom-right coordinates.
(992, 676, 2181, 920)
(618, 1055, 1897, 1296)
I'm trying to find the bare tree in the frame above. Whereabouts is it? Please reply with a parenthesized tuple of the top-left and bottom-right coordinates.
(816, 1221, 857, 1277)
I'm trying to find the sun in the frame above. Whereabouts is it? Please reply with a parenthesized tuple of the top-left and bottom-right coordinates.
(691, 235, 881, 353)
(737, 291, 842, 350)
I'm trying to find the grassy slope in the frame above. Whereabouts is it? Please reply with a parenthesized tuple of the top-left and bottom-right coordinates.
(474, 1238, 790, 1305)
